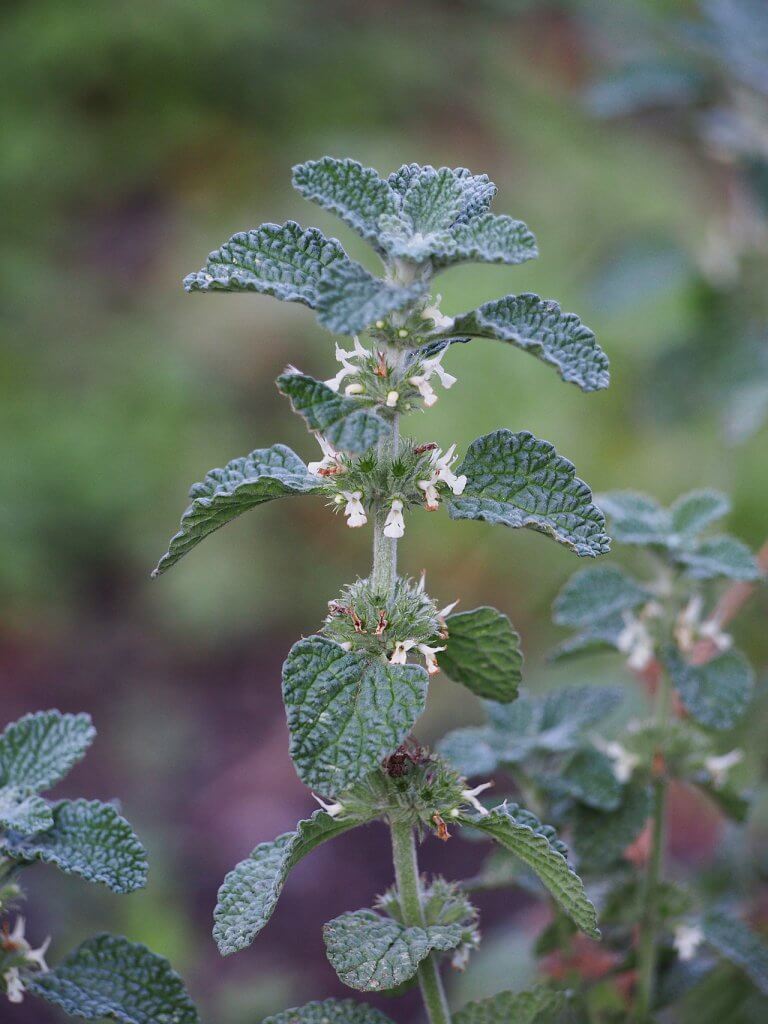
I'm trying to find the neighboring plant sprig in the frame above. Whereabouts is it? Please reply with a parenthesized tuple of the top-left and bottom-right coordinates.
(155, 157, 613, 1023)
(0, 710, 198, 1022)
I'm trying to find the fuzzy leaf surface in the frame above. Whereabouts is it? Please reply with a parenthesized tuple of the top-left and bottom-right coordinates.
(388, 164, 496, 223)
(676, 535, 762, 581)
(598, 491, 670, 545)
(458, 805, 599, 937)
(153, 444, 320, 575)
(665, 648, 754, 730)
(28, 934, 199, 1024)
(454, 985, 566, 1024)
(214, 810, 361, 956)
(183, 221, 348, 307)
(449, 430, 609, 558)
(0, 710, 95, 794)
(443, 294, 608, 392)
(283, 637, 427, 796)
(556, 749, 623, 811)
(292, 158, 397, 249)
(570, 782, 651, 871)
(276, 371, 388, 453)
(315, 260, 426, 334)
(704, 910, 768, 995)
(440, 607, 522, 702)
(263, 1000, 396, 1024)
(670, 490, 731, 537)
(430, 214, 538, 269)
(323, 909, 461, 991)
(553, 566, 647, 627)
(0, 799, 147, 893)
(549, 612, 625, 662)
(0, 787, 53, 834)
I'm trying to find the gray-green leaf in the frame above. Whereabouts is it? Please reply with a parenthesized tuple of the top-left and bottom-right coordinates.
(28, 934, 199, 1024)
(183, 221, 348, 308)
(276, 371, 388, 453)
(315, 260, 427, 335)
(0, 710, 95, 794)
(282, 637, 428, 796)
(570, 782, 651, 871)
(454, 985, 567, 1024)
(0, 786, 53, 834)
(449, 430, 610, 558)
(556, 749, 623, 811)
(431, 214, 538, 269)
(549, 612, 625, 662)
(665, 648, 754, 730)
(444, 294, 608, 392)
(323, 909, 461, 992)
(598, 491, 670, 546)
(214, 810, 364, 955)
(153, 444, 321, 576)
(0, 799, 147, 893)
(676, 535, 762, 581)
(704, 910, 768, 996)
(457, 805, 599, 937)
(292, 158, 397, 251)
(263, 1000, 396, 1024)
(670, 490, 731, 537)
(440, 607, 522, 702)
(553, 566, 648, 628)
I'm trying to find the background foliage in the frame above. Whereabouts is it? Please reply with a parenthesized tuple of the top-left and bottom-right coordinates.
(2, 1, 766, 1020)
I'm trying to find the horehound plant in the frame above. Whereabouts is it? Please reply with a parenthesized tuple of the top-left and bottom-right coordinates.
(152, 157, 613, 1024)
(442, 491, 766, 1022)
(0, 710, 198, 1022)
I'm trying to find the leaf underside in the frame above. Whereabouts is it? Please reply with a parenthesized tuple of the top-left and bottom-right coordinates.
(0, 799, 148, 894)
(665, 647, 754, 731)
(28, 934, 199, 1024)
(454, 985, 567, 1024)
(323, 909, 461, 991)
(153, 444, 320, 576)
(183, 221, 348, 308)
(458, 805, 599, 938)
(282, 636, 428, 796)
(440, 607, 522, 702)
(276, 371, 388, 454)
(213, 810, 361, 956)
(262, 999, 397, 1024)
(449, 430, 610, 558)
(0, 710, 95, 794)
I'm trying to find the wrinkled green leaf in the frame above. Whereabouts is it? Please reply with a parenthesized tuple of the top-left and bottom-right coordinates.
(276, 371, 388, 453)
(704, 910, 768, 995)
(671, 490, 731, 537)
(28, 934, 199, 1024)
(443, 294, 608, 392)
(214, 810, 361, 955)
(549, 612, 625, 662)
(431, 214, 538, 269)
(388, 164, 496, 224)
(283, 637, 428, 796)
(153, 444, 321, 576)
(570, 782, 651, 871)
(677, 535, 762, 581)
(315, 260, 426, 334)
(665, 648, 754, 730)
(457, 805, 599, 937)
(598, 491, 670, 546)
(449, 430, 609, 558)
(0, 799, 147, 893)
(556, 749, 623, 811)
(454, 985, 567, 1024)
(0, 786, 53, 834)
(183, 221, 348, 307)
(0, 710, 95, 795)
(440, 607, 522, 702)
(553, 566, 648, 627)
(292, 158, 397, 249)
(436, 727, 500, 778)
(323, 909, 461, 991)
(262, 999, 396, 1024)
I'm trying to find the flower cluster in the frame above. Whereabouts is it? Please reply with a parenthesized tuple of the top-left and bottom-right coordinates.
(1, 918, 49, 1004)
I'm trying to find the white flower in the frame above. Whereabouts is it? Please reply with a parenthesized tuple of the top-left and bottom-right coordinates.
(308, 435, 344, 477)
(462, 782, 493, 816)
(324, 337, 370, 392)
(409, 374, 438, 407)
(386, 390, 399, 407)
(418, 479, 441, 510)
(699, 618, 733, 652)
(421, 298, 455, 334)
(341, 491, 367, 528)
(390, 639, 417, 665)
(339, 641, 352, 651)
(4, 967, 24, 1003)
(617, 613, 655, 671)
(674, 923, 704, 962)
(705, 749, 743, 788)
(599, 740, 641, 783)
(408, 344, 457, 407)
(344, 382, 364, 396)
(438, 599, 459, 619)
(432, 444, 466, 494)
(384, 499, 405, 539)
(312, 794, 345, 818)
(418, 643, 445, 675)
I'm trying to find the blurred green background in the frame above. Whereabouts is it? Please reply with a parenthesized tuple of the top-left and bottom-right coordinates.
(2, 1, 766, 1021)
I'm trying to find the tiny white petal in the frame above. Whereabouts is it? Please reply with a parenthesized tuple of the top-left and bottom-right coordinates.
(674, 923, 704, 962)
(386, 390, 399, 407)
